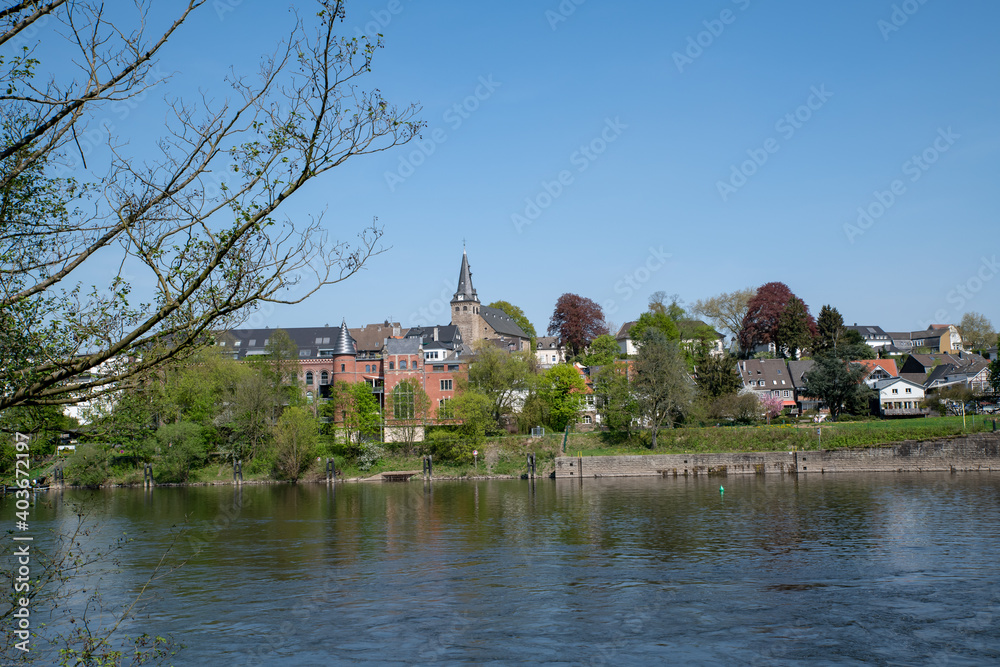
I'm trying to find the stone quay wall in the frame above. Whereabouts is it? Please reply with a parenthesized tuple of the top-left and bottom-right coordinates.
(553, 432, 1000, 479)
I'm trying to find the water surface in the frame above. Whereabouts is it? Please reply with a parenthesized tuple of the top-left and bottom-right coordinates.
(10, 473, 1000, 665)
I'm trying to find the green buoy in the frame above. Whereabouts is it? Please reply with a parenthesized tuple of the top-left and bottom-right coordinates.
(720, 485, 725, 495)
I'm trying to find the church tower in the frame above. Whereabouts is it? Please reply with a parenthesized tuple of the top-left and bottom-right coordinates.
(450, 248, 481, 346)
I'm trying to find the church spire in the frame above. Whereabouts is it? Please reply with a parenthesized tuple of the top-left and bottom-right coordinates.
(453, 248, 478, 303)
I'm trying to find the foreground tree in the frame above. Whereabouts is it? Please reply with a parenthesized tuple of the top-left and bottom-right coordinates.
(632, 330, 694, 448)
(0, 0, 421, 411)
(803, 355, 873, 422)
(548, 293, 608, 358)
(959, 312, 996, 351)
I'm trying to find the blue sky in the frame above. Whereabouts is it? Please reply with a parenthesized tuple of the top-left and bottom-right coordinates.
(77, 1, 1000, 338)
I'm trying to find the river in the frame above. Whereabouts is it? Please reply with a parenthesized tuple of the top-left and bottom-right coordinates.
(8, 472, 1000, 665)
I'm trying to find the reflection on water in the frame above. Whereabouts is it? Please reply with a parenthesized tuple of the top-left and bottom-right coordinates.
(10, 473, 1000, 665)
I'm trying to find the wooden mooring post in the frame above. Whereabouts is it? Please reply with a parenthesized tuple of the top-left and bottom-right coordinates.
(325, 458, 336, 484)
(142, 463, 154, 488)
(233, 459, 243, 485)
(422, 455, 433, 481)
(526, 452, 536, 479)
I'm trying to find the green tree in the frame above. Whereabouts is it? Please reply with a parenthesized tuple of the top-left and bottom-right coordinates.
(466, 341, 532, 427)
(0, 404, 77, 459)
(592, 363, 639, 436)
(629, 311, 680, 345)
(272, 406, 319, 481)
(386, 378, 431, 451)
(774, 297, 815, 359)
(582, 334, 621, 367)
(691, 287, 756, 350)
(223, 370, 278, 463)
(988, 357, 1000, 396)
(814, 304, 846, 355)
(539, 364, 586, 431)
(333, 381, 383, 445)
(802, 355, 874, 421)
(0, 1, 420, 412)
(487, 300, 537, 340)
(839, 329, 876, 360)
(452, 390, 495, 460)
(633, 331, 694, 448)
(695, 353, 742, 399)
(959, 312, 996, 351)
(150, 421, 208, 483)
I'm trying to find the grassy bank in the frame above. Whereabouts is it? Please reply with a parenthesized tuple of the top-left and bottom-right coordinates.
(11, 416, 997, 487)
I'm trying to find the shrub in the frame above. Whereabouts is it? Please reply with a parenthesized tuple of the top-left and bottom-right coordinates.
(151, 421, 208, 484)
(66, 444, 111, 487)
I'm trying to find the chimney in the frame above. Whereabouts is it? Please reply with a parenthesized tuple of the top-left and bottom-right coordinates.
(433, 327, 439, 341)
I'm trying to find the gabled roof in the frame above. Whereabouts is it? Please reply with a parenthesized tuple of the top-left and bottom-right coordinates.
(535, 336, 563, 350)
(616, 321, 636, 340)
(846, 324, 892, 341)
(351, 321, 405, 352)
(480, 305, 530, 339)
(873, 376, 925, 391)
(787, 360, 815, 390)
(738, 359, 792, 390)
(855, 358, 899, 377)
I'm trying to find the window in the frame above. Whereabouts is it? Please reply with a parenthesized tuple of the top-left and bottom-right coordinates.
(218, 341, 226, 346)
(389, 362, 395, 370)
(441, 379, 453, 391)
(249, 339, 256, 347)
(584, 415, 592, 424)
(392, 382, 415, 420)
(306, 371, 314, 385)
(263, 339, 269, 346)
(905, 388, 912, 393)
(433, 365, 444, 372)
(321, 371, 329, 385)
(340, 364, 345, 372)
(400, 360, 407, 370)
(306, 391, 313, 403)
(463, 306, 468, 311)
(455, 306, 459, 311)
(892, 388, 898, 394)
(365, 364, 371, 373)
(448, 364, 459, 371)
(438, 398, 454, 419)
(783, 391, 790, 397)
(233, 341, 240, 347)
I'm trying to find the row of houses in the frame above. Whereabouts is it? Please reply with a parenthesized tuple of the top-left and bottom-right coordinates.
(736, 350, 993, 418)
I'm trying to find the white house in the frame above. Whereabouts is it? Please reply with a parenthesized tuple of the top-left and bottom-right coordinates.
(534, 337, 567, 369)
(873, 377, 927, 417)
